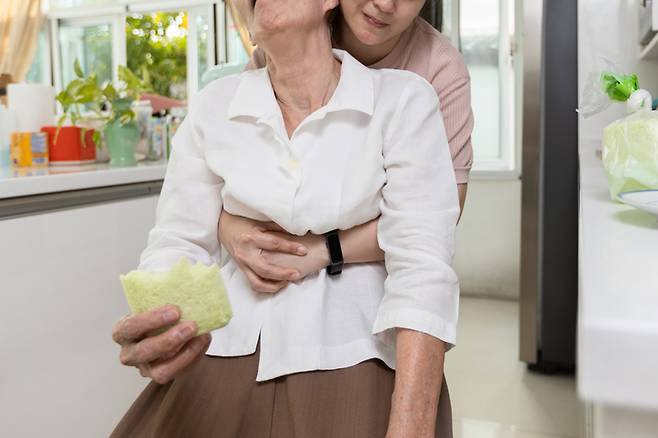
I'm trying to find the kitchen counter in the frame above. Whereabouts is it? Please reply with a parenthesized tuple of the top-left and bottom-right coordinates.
(0, 160, 167, 199)
(0, 160, 167, 219)
(578, 139, 658, 410)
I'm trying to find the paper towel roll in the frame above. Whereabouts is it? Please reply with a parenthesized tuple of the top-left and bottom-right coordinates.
(8, 84, 56, 132)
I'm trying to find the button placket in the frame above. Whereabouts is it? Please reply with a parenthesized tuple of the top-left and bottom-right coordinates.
(272, 133, 302, 181)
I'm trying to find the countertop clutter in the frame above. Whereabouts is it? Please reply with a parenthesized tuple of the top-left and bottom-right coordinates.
(0, 80, 184, 200)
(578, 138, 658, 410)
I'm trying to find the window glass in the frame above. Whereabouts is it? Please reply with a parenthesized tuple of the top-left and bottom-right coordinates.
(127, 12, 188, 99)
(460, 0, 501, 161)
(195, 13, 211, 85)
(59, 21, 113, 86)
(226, 9, 249, 65)
(26, 30, 48, 84)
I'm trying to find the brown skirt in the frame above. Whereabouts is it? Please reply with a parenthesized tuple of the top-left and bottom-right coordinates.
(111, 343, 452, 438)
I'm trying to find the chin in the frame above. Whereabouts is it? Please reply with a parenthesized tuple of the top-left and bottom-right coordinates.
(356, 28, 387, 46)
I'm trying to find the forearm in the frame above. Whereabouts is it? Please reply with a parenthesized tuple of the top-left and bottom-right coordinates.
(388, 329, 446, 438)
(339, 218, 384, 264)
(457, 183, 467, 220)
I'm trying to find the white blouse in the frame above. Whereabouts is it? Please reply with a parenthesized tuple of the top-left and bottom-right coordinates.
(138, 50, 460, 381)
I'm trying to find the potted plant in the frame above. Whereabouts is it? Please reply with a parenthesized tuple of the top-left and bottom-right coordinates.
(103, 66, 152, 166)
(47, 60, 152, 167)
(42, 60, 104, 164)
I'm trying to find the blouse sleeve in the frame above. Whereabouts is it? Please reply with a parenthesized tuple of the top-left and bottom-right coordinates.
(372, 76, 461, 348)
(138, 115, 224, 271)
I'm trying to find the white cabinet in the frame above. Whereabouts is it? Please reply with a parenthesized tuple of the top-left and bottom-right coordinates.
(0, 195, 158, 437)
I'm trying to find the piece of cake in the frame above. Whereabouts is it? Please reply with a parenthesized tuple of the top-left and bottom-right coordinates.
(120, 257, 232, 334)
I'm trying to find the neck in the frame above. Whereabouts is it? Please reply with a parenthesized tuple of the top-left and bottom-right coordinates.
(335, 18, 402, 66)
(265, 30, 341, 116)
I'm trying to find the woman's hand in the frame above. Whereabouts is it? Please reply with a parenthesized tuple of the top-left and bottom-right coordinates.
(218, 211, 310, 293)
(260, 232, 330, 279)
(112, 305, 211, 385)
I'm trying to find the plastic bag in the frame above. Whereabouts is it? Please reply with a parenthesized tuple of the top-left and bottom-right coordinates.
(578, 58, 622, 118)
(602, 110, 658, 199)
(579, 59, 653, 117)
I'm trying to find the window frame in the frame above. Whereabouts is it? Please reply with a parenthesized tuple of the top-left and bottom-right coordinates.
(51, 14, 122, 93)
(442, 0, 521, 180)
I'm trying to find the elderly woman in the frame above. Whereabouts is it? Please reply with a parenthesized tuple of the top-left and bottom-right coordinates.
(111, 0, 459, 437)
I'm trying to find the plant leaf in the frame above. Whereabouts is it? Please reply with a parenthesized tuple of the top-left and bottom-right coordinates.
(74, 59, 84, 79)
(103, 83, 118, 101)
(93, 130, 102, 148)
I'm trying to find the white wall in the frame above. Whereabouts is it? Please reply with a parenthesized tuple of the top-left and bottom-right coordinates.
(454, 179, 522, 300)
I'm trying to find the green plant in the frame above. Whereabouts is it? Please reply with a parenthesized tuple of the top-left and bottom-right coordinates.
(55, 59, 152, 146)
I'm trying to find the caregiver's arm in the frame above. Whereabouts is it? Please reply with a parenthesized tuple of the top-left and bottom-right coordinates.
(374, 76, 460, 438)
(218, 183, 465, 278)
(217, 174, 464, 289)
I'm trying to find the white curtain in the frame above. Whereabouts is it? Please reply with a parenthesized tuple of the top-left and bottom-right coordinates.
(0, 0, 43, 81)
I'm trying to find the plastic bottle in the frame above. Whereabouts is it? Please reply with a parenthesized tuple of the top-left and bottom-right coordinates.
(133, 100, 153, 157)
(148, 112, 166, 161)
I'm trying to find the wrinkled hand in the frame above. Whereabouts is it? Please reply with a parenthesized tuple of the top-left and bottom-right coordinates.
(218, 211, 308, 293)
(112, 305, 211, 384)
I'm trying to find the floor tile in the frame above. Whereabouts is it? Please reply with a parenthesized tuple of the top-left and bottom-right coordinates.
(445, 298, 584, 438)
(454, 418, 571, 438)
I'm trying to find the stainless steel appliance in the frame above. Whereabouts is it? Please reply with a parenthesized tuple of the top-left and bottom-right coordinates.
(520, 0, 579, 372)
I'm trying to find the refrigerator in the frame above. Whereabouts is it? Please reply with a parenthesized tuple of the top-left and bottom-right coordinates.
(519, 0, 579, 373)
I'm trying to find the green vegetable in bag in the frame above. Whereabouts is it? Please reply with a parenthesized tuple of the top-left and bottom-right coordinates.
(602, 110, 658, 199)
(601, 72, 639, 102)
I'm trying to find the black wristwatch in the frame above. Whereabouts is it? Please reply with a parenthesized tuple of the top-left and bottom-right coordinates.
(325, 229, 344, 276)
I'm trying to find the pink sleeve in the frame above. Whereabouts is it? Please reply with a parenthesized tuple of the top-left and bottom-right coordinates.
(431, 60, 474, 184)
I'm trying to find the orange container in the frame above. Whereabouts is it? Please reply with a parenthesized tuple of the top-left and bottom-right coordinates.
(10, 132, 49, 167)
(41, 126, 97, 164)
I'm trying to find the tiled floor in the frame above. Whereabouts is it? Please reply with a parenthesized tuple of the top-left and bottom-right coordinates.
(445, 298, 584, 438)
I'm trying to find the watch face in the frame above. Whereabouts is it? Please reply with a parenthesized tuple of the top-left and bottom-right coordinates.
(325, 229, 343, 275)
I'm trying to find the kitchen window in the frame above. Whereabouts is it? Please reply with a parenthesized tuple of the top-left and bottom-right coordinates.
(31, 0, 233, 99)
(442, 0, 519, 177)
(58, 20, 114, 88)
(25, 29, 51, 85)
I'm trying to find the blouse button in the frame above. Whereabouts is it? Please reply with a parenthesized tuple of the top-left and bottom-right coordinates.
(287, 158, 299, 170)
